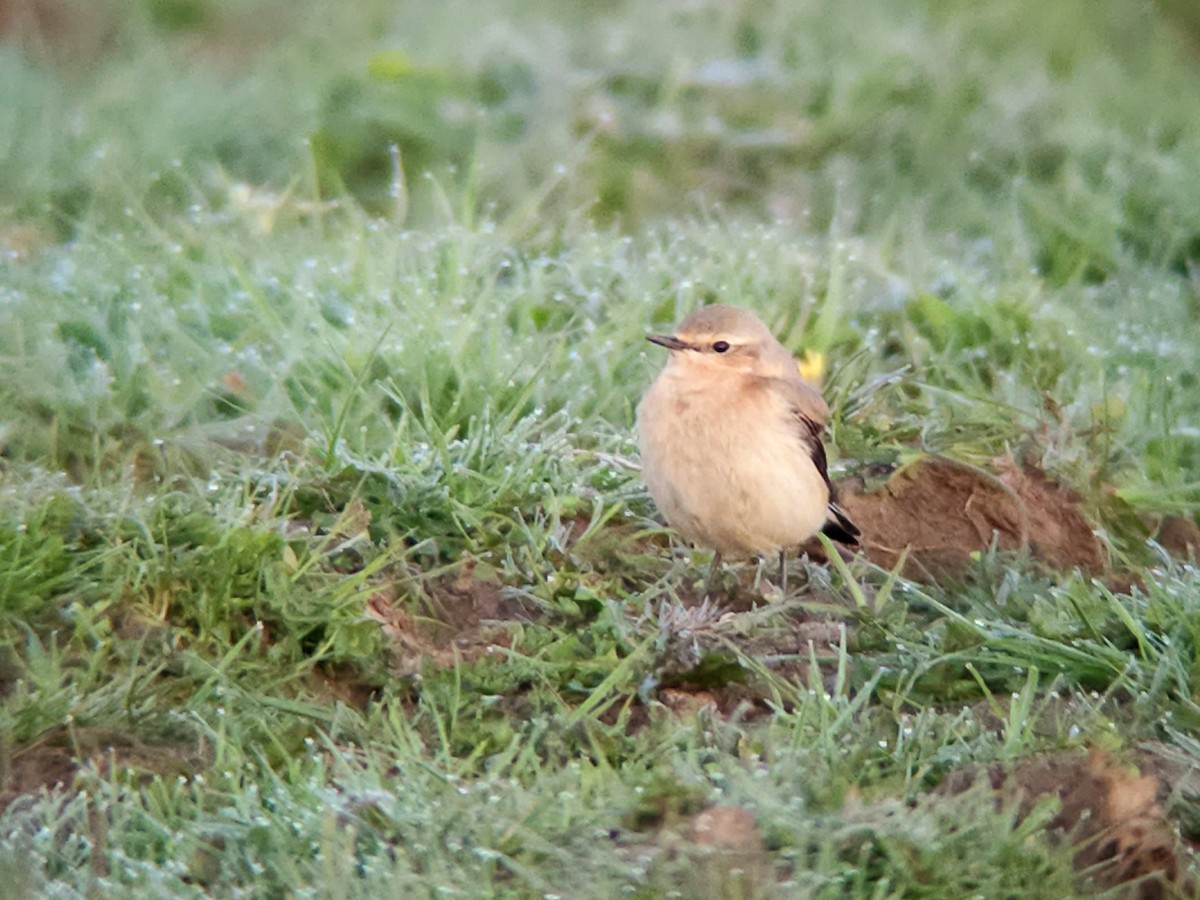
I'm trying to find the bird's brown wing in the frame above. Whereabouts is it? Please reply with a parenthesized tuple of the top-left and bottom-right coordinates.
(776, 378, 833, 491)
(795, 412, 833, 493)
(783, 381, 861, 546)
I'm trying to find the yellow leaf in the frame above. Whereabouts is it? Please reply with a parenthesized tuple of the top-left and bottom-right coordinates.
(797, 350, 826, 384)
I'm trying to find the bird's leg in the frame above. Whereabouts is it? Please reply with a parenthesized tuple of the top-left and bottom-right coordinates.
(779, 549, 788, 599)
(702, 550, 724, 601)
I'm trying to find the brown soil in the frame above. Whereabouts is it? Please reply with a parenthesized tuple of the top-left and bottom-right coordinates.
(681, 805, 773, 897)
(1153, 515, 1200, 561)
(0, 726, 211, 814)
(942, 749, 1191, 898)
(309, 663, 379, 710)
(365, 562, 531, 675)
(689, 805, 765, 852)
(820, 456, 1106, 580)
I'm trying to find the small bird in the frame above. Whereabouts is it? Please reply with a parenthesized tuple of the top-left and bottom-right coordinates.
(637, 305, 860, 596)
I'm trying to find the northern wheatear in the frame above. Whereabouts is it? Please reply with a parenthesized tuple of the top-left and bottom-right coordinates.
(636, 305, 860, 595)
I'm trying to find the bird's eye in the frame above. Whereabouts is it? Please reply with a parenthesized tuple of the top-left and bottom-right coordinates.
(712, 341, 730, 353)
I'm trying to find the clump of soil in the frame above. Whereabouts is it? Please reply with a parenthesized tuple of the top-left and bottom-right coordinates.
(0, 733, 76, 814)
(942, 749, 1190, 898)
(1, 726, 210, 814)
(827, 456, 1106, 580)
(682, 805, 772, 897)
(1153, 515, 1200, 561)
(366, 563, 530, 675)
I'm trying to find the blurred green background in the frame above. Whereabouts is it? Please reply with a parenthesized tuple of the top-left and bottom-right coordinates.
(4, 0, 1200, 273)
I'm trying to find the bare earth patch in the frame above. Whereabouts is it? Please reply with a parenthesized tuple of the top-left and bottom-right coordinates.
(942, 749, 1191, 898)
(1153, 514, 1200, 561)
(366, 563, 530, 675)
(0, 726, 211, 814)
(828, 456, 1106, 579)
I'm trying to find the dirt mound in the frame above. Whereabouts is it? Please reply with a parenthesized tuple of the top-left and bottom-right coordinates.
(942, 749, 1190, 898)
(1154, 515, 1200, 560)
(683, 805, 772, 897)
(830, 456, 1105, 579)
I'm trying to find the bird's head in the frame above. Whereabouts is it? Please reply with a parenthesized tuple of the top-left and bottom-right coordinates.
(647, 305, 793, 378)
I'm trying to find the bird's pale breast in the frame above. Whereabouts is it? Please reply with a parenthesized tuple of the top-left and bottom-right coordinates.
(637, 369, 829, 557)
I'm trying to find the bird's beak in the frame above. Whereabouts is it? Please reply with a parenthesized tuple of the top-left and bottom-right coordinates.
(647, 334, 690, 352)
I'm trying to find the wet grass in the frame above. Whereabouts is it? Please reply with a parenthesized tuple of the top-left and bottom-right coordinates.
(3, 0, 1200, 896)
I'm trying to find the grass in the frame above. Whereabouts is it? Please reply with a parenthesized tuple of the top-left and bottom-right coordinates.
(3, 0, 1200, 895)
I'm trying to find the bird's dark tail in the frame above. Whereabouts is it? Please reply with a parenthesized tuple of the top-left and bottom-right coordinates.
(822, 502, 861, 546)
